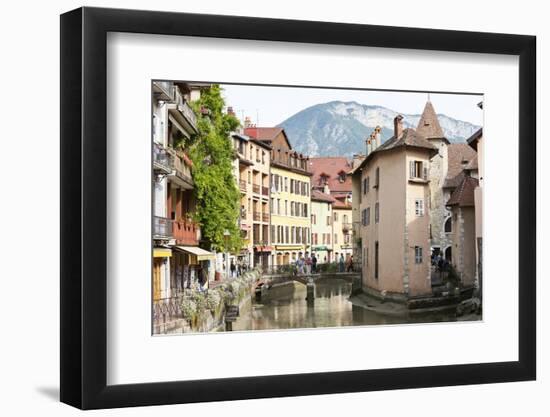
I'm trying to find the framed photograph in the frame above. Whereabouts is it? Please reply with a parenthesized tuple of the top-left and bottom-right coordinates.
(60, 7, 536, 409)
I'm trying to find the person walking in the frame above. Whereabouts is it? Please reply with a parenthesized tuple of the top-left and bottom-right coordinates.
(230, 260, 236, 278)
(312, 254, 318, 273)
(339, 254, 345, 272)
(305, 254, 312, 275)
(346, 255, 354, 272)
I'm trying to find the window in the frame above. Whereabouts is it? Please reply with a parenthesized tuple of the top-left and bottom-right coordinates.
(291, 227, 295, 244)
(311, 214, 316, 225)
(290, 179, 295, 194)
(285, 200, 288, 216)
(363, 176, 369, 194)
(343, 214, 348, 224)
(444, 217, 452, 233)
(327, 216, 331, 226)
(304, 204, 308, 218)
(338, 171, 346, 182)
(334, 233, 338, 244)
(409, 160, 428, 180)
(327, 233, 331, 244)
(284, 177, 288, 192)
(415, 199, 424, 216)
(362, 207, 370, 226)
(262, 151, 265, 164)
(291, 202, 295, 216)
(271, 225, 275, 242)
(374, 167, 380, 188)
(374, 241, 379, 279)
(375, 202, 379, 223)
(415, 246, 423, 264)
(334, 212, 339, 222)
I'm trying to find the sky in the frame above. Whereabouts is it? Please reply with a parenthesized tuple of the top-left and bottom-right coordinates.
(220, 84, 483, 127)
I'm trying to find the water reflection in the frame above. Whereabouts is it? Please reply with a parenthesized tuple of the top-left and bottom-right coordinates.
(231, 278, 470, 332)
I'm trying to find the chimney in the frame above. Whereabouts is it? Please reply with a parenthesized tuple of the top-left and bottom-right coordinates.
(366, 136, 372, 155)
(244, 116, 252, 128)
(374, 126, 382, 148)
(227, 106, 235, 116)
(394, 115, 404, 138)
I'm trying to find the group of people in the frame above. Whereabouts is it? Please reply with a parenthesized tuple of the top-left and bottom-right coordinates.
(229, 258, 249, 278)
(338, 254, 354, 273)
(295, 253, 317, 275)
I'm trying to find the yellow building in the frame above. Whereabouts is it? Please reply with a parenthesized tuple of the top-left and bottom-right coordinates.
(245, 126, 311, 266)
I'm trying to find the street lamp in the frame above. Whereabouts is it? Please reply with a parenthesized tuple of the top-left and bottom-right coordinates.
(223, 229, 230, 280)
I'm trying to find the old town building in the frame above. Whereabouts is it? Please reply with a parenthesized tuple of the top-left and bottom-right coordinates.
(309, 157, 355, 262)
(231, 121, 272, 270)
(152, 81, 215, 301)
(446, 173, 479, 288)
(467, 125, 483, 291)
(310, 189, 336, 263)
(352, 115, 438, 299)
(245, 125, 311, 266)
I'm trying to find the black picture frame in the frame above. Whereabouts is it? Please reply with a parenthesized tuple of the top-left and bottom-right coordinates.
(60, 6, 536, 410)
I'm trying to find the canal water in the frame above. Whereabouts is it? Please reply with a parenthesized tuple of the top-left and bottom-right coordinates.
(229, 277, 475, 332)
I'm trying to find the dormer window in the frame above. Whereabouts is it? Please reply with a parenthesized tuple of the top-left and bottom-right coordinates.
(338, 170, 346, 183)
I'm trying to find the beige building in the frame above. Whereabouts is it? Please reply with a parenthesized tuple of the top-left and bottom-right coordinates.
(245, 126, 311, 266)
(232, 123, 272, 269)
(352, 115, 438, 298)
(467, 126, 483, 291)
(309, 157, 355, 263)
(311, 189, 335, 263)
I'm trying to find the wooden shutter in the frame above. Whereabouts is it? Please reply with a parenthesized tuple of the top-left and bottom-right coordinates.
(410, 160, 415, 178)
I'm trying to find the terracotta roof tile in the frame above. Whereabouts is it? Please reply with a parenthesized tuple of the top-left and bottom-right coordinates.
(444, 143, 478, 188)
(311, 189, 336, 203)
(308, 157, 353, 192)
(446, 175, 478, 207)
(244, 127, 283, 142)
(375, 128, 438, 154)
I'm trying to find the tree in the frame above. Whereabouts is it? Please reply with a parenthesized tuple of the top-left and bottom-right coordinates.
(189, 85, 243, 253)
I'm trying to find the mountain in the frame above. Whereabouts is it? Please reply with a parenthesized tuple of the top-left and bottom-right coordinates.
(277, 101, 481, 157)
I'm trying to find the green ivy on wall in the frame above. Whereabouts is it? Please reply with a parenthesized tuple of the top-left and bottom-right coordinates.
(189, 85, 243, 253)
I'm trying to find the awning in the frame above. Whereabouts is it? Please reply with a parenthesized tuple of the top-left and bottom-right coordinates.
(153, 248, 172, 258)
(173, 245, 216, 261)
(312, 246, 328, 251)
(275, 245, 303, 251)
(254, 246, 273, 252)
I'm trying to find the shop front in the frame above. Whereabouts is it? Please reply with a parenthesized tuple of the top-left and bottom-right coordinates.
(171, 245, 216, 292)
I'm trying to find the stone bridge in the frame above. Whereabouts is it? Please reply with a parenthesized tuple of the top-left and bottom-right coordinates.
(254, 270, 362, 300)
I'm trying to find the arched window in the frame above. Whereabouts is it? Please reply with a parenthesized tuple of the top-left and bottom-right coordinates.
(444, 217, 452, 233)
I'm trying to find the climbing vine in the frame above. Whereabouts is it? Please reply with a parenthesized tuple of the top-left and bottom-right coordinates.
(188, 85, 243, 253)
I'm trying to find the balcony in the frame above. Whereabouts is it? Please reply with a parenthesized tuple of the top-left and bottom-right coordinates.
(168, 87, 198, 134)
(153, 143, 171, 174)
(261, 186, 269, 196)
(252, 184, 261, 194)
(172, 219, 198, 245)
(253, 211, 262, 221)
(262, 213, 270, 222)
(239, 180, 247, 192)
(342, 223, 353, 234)
(153, 216, 173, 239)
(168, 150, 194, 190)
(152, 81, 173, 101)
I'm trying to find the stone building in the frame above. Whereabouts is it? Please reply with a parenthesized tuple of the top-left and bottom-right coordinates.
(446, 174, 479, 288)
(415, 100, 477, 263)
(352, 115, 438, 299)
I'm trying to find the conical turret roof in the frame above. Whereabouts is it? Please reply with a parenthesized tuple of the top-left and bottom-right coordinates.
(416, 101, 446, 140)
